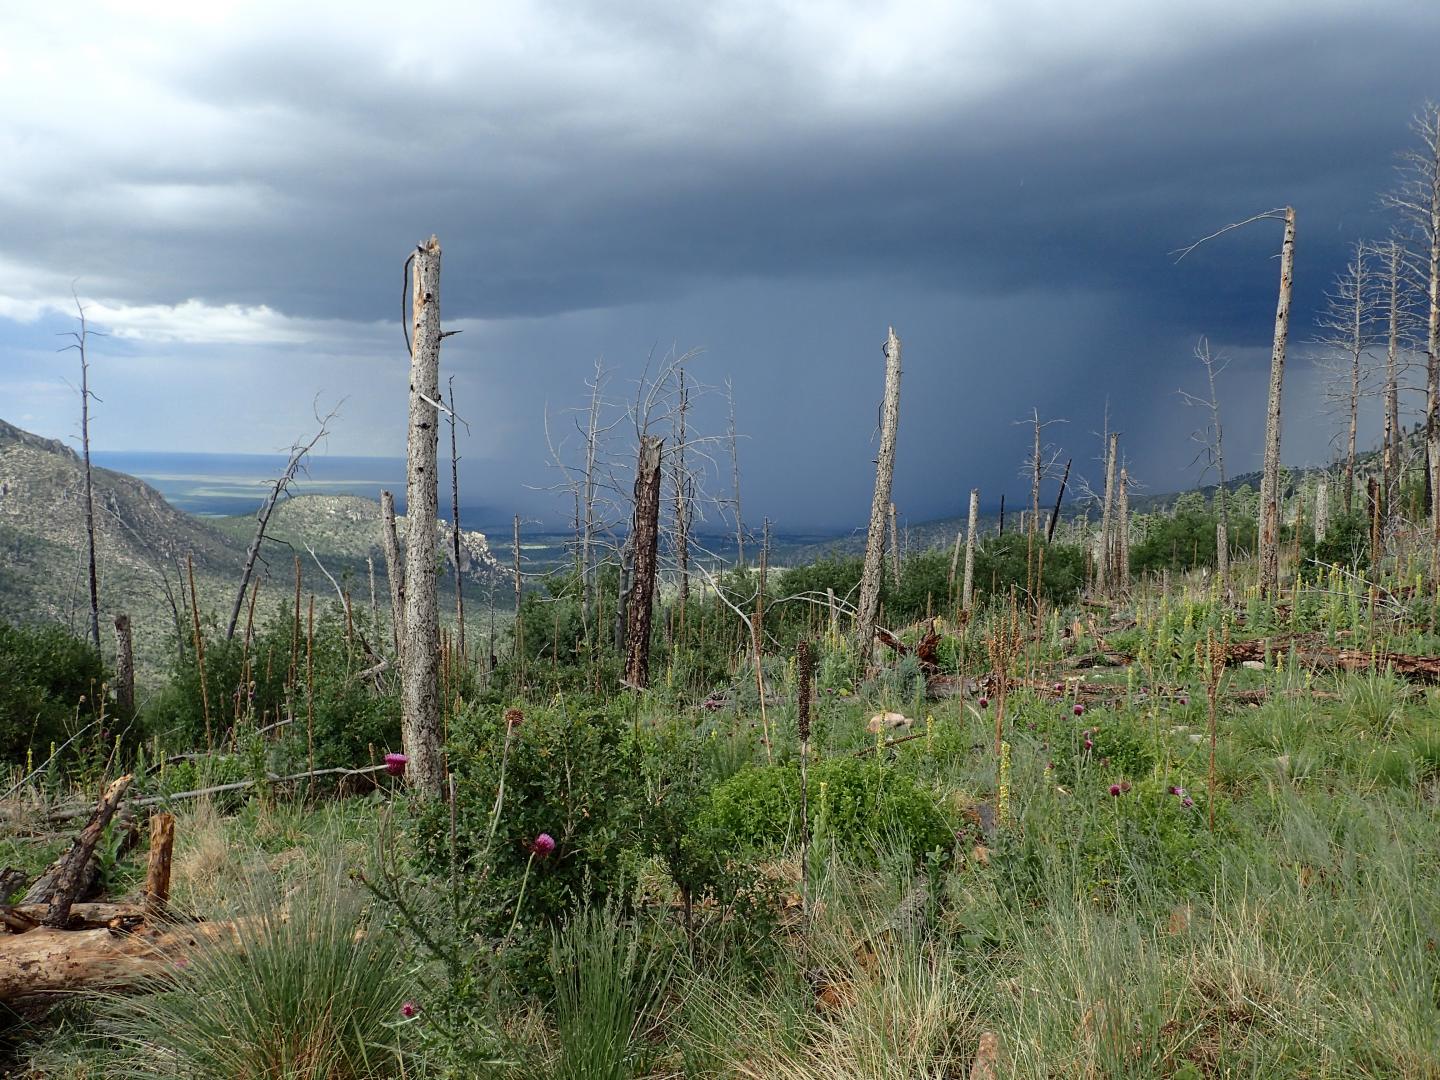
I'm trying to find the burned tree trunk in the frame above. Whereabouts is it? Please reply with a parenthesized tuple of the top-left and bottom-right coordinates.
(856, 327, 902, 652)
(1259, 207, 1296, 596)
(401, 236, 445, 801)
(1117, 467, 1130, 585)
(112, 613, 134, 720)
(623, 435, 664, 689)
(1047, 458, 1071, 543)
(379, 490, 405, 659)
(42, 775, 132, 928)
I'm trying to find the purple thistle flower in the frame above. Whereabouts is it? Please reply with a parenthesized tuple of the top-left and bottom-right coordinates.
(1109, 784, 1122, 797)
(1181, 796, 1195, 809)
(384, 752, 408, 777)
(1083, 738, 1094, 751)
(1179, 696, 1190, 707)
(531, 832, 556, 859)
(1054, 682, 1065, 692)
(978, 697, 989, 709)
(401, 1001, 418, 1019)
(1073, 703, 1085, 717)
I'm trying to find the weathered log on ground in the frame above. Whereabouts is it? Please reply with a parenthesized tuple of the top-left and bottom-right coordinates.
(0, 902, 148, 934)
(21, 776, 132, 923)
(0, 919, 243, 1002)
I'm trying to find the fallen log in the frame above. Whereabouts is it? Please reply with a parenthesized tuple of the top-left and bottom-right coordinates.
(0, 918, 244, 1002)
(0, 901, 148, 933)
(22, 775, 132, 929)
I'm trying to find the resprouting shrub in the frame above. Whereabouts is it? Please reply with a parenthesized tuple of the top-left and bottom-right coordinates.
(0, 619, 106, 765)
(694, 755, 953, 866)
(144, 604, 412, 768)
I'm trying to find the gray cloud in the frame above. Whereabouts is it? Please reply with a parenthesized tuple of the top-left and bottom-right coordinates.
(2, 2, 1437, 530)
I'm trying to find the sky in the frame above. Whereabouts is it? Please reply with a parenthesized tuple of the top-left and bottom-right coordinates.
(1, 1, 1437, 532)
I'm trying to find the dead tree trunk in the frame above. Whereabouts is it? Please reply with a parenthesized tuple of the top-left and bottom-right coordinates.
(63, 298, 102, 654)
(1097, 432, 1118, 593)
(225, 416, 331, 640)
(674, 368, 691, 621)
(727, 378, 745, 567)
(856, 327, 902, 652)
(447, 377, 466, 658)
(1047, 458, 1071, 543)
(1315, 476, 1330, 544)
(379, 491, 405, 658)
(112, 613, 134, 719)
(142, 812, 174, 919)
(623, 435, 664, 688)
(962, 488, 980, 615)
(1259, 207, 1297, 596)
(1117, 467, 1130, 585)
(888, 501, 902, 588)
(400, 236, 445, 802)
(1381, 239, 1405, 531)
(43, 775, 132, 928)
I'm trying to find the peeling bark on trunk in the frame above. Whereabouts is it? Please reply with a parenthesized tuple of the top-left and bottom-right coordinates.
(401, 236, 445, 801)
(623, 435, 664, 688)
(1259, 207, 1296, 596)
(1314, 478, 1329, 545)
(856, 328, 902, 651)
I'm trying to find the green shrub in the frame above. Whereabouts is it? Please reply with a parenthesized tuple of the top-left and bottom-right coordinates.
(145, 604, 407, 767)
(0, 619, 106, 765)
(418, 700, 649, 938)
(695, 756, 952, 865)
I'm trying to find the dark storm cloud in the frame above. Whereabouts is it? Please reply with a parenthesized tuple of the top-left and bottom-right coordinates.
(2, 2, 1437, 530)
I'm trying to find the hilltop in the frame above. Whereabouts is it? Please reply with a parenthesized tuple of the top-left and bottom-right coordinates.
(0, 418, 504, 681)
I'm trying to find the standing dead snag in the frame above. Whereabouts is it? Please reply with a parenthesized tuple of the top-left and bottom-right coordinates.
(1176, 207, 1295, 595)
(401, 236, 446, 801)
(142, 812, 175, 919)
(112, 613, 134, 719)
(1181, 339, 1231, 591)
(1260, 208, 1298, 595)
(623, 435, 665, 689)
(1097, 432, 1118, 593)
(224, 408, 335, 641)
(448, 377, 466, 658)
(59, 294, 102, 653)
(962, 488, 979, 615)
(1314, 242, 1378, 514)
(856, 327, 902, 654)
(379, 490, 405, 658)
(1384, 103, 1440, 577)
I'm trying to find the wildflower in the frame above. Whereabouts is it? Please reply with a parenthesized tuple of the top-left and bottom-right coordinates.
(1054, 681, 1065, 692)
(1181, 796, 1195, 809)
(401, 1001, 419, 1019)
(1120, 781, 1131, 793)
(1073, 703, 1085, 717)
(504, 707, 525, 729)
(1109, 784, 1122, 797)
(1169, 785, 1188, 798)
(1083, 738, 1094, 751)
(1179, 696, 1190, 707)
(531, 832, 556, 859)
(384, 752, 408, 776)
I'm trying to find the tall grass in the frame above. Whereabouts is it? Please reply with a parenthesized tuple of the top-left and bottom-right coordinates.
(97, 865, 413, 1079)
